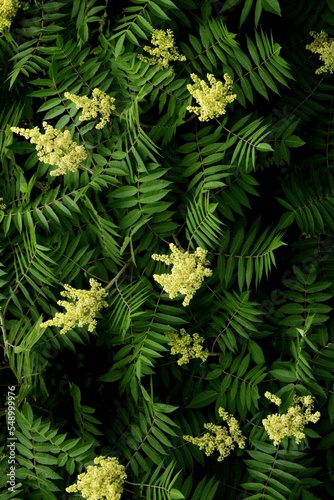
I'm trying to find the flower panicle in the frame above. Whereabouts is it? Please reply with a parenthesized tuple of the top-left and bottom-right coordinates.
(64, 88, 116, 129)
(66, 456, 126, 500)
(187, 73, 237, 121)
(306, 31, 334, 74)
(152, 244, 212, 307)
(262, 393, 320, 446)
(166, 328, 209, 365)
(183, 407, 246, 462)
(0, 0, 19, 32)
(138, 29, 186, 69)
(41, 278, 108, 334)
(10, 121, 87, 176)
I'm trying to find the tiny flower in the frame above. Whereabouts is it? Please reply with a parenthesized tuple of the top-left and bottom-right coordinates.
(184, 407, 246, 462)
(41, 278, 108, 334)
(262, 393, 320, 446)
(138, 29, 186, 69)
(152, 244, 212, 306)
(306, 31, 334, 74)
(0, 0, 19, 32)
(187, 73, 237, 121)
(10, 122, 87, 176)
(264, 391, 282, 406)
(166, 328, 209, 365)
(66, 456, 127, 500)
(0, 197, 6, 210)
(34, 181, 51, 193)
(64, 88, 116, 129)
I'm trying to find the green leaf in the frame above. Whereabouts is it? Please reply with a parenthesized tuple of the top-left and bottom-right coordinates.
(262, 0, 281, 16)
(187, 390, 218, 408)
(278, 212, 294, 230)
(270, 369, 297, 383)
(240, 0, 254, 27)
(114, 33, 125, 59)
(44, 106, 66, 120)
(148, 2, 170, 19)
(170, 489, 185, 499)
(256, 142, 274, 152)
(69, 442, 93, 458)
(35, 453, 58, 465)
(33, 208, 49, 230)
(38, 98, 62, 112)
(284, 135, 306, 148)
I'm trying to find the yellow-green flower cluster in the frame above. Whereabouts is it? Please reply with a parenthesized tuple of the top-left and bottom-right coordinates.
(264, 391, 281, 406)
(0, 0, 19, 32)
(10, 122, 87, 176)
(184, 407, 246, 462)
(152, 244, 212, 306)
(0, 197, 6, 210)
(138, 29, 186, 69)
(262, 393, 320, 446)
(66, 456, 126, 500)
(306, 31, 334, 74)
(35, 181, 50, 194)
(166, 328, 209, 365)
(41, 278, 108, 334)
(187, 73, 237, 122)
(64, 88, 116, 129)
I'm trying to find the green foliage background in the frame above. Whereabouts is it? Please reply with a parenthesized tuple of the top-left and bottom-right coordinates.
(1, 0, 334, 498)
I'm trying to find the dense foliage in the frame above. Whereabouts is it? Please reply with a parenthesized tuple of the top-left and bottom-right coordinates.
(1, 0, 334, 498)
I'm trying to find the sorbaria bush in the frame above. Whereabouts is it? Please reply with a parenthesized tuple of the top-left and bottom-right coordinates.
(1, 0, 334, 498)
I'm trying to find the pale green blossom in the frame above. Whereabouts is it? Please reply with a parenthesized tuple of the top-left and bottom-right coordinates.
(35, 181, 51, 193)
(306, 31, 334, 74)
(138, 29, 186, 69)
(187, 73, 237, 121)
(264, 391, 281, 406)
(262, 393, 320, 446)
(184, 407, 246, 462)
(166, 328, 209, 365)
(152, 244, 212, 306)
(41, 279, 108, 334)
(11, 122, 87, 176)
(66, 456, 126, 500)
(0, 0, 19, 32)
(64, 88, 116, 129)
